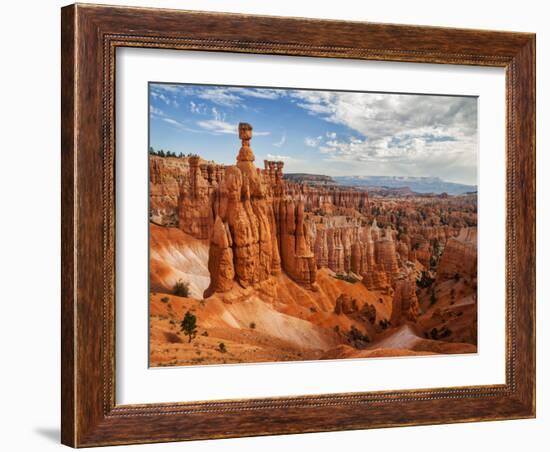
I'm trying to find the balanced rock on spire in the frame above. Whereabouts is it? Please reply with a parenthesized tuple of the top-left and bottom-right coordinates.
(205, 122, 310, 297)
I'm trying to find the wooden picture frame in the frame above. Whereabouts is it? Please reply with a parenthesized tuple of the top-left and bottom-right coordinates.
(61, 3, 535, 447)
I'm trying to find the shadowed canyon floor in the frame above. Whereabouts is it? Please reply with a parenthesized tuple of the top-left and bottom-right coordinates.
(149, 123, 477, 367)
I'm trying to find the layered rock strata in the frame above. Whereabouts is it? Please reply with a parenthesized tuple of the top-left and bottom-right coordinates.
(390, 278, 420, 325)
(204, 123, 315, 296)
(149, 156, 189, 226)
(436, 228, 477, 281)
(178, 156, 216, 240)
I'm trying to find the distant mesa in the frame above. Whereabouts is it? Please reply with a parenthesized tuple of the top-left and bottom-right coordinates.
(284, 173, 339, 186)
(334, 175, 477, 195)
(280, 174, 476, 196)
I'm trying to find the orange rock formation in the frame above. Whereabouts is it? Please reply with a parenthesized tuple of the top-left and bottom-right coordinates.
(149, 122, 478, 366)
(204, 123, 315, 296)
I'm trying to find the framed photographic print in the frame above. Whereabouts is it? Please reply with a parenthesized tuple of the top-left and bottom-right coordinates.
(61, 3, 536, 447)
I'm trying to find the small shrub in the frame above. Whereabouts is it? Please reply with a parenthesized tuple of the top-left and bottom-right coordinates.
(218, 342, 227, 353)
(249, 322, 256, 329)
(440, 327, 452, 338)
(361, 303, 377, 324)
(180, 311, 197, 343)
(173, 280, 191, 297)
(347, 326, 370, 348)
(160, 296, 170, 303)
(453, 273, 460, 282)
(201, 330, 209, 337)
(429, 326, 452, 340)
(416, 271, 434, 289)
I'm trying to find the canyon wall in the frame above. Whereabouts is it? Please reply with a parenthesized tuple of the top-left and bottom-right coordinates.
(149, 156, 190, 226)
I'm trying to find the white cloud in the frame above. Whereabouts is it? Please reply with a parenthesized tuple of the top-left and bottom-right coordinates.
(189, 101, 207, 115)
(266, 153, 301, 163)
(229, 87, 283, 100)
(290, 89, 477, 184)
(150, 90, 179, 108)
(291, 90, 476, 142)
(273, 131, 287, 147)
(153, 85, 285, 109)
(149, 105, 166, 118)
(160, 117, 199, 133)
(196, 108, 270, 136)
(318, 130, 476, 183)
(304, 136, 323, 147)
(153, 84, 180, 94)
(197, 88, 242, 107)
(211, 107, 225, 122)
(196, 119, 236, 135)
(162, 118, 180, 126)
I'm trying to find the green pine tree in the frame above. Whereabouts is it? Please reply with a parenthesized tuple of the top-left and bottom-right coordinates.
(180, 311, 198, 343)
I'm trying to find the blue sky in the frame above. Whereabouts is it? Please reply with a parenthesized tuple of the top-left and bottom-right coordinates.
(149, 83, 477, 185)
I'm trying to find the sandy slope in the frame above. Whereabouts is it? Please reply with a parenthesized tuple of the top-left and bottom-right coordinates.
(150, 293, 330, 366)
(148, 265, 396, 366)
(368, 324, 475, 354)
(322, 323, 475, 360)
(149, 224, 210, 298)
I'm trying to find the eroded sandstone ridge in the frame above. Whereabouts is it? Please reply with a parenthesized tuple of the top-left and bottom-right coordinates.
(199, 123, 315, 296)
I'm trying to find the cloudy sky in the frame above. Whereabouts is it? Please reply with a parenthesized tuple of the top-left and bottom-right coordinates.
(149, 83, 478, 185)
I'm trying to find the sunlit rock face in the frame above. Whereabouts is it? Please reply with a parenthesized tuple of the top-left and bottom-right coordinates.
(206, 125, 276, 294)
(375, 228, 400, 276)
(276, 198, 317, 289)
(390, 278, 420, 325)
(202, 123, 316, 297)
(436, 228, 477, 282)
(149, 156, 190, 226)
(203, 215, 235, 298)
(177, 155, 215, 240)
